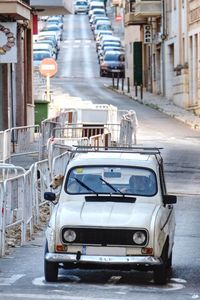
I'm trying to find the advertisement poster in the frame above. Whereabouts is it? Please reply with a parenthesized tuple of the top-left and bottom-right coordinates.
(0, 22, 17, 63)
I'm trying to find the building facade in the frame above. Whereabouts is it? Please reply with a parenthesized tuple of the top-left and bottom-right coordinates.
(187, 0, 200, 113)
(123, 0, 200, 114)
(0, 0, 32, 130)
(0, 0, 73, 131)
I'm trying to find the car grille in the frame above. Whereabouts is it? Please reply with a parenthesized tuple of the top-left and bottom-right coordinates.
(61, 227, 148, 246)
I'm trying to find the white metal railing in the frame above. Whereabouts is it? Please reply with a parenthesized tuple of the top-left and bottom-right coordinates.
(0, 181, 5, 256)
(0, 129, 11, 163)
(51, 151, 71, 178)
(10, 125, 41, 159)
(0, 163, 25, 181)
(0, 159, 50, 257)
(0, 109, 138, 257)
(47, 137, 89, 175)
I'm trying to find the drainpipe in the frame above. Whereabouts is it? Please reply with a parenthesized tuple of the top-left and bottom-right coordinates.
(161, 0, 166, 96)
(11, 63, 16, 129)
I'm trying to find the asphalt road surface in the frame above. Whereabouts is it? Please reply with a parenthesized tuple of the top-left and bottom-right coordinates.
(0, 12, 200, 300)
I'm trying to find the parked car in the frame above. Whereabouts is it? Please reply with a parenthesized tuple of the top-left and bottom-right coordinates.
(46, 16, 63, 29)
(99, 51, 125, 77)
(44, 147, 177, 284)
(96, 35, 121, 51)
(91, 16, 110, 31)
(33, 50, 51, 69)
(35, 39, 58, 59)
(33, 43, 56, 60)
(41, 24, 63, 41)
(98, 46, 124, 63)
(93, 21, 112, 39)
(88, 1, 105, 18)
(89, 8, 106, 24)
(37, 33, 60, 51)
(97, 40, 122, 56)
(95, 30, 113, 42)
(74, 0, 88, 14)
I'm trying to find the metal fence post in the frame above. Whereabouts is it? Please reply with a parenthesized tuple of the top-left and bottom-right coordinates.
(127, 77, 130, 93)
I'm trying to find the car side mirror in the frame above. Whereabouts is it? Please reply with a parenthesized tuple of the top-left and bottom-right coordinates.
(163, 194, 177, 205)
(44, 192, 56, 202)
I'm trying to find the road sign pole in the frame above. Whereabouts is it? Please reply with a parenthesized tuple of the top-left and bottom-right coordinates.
(46, 73, 50, 102)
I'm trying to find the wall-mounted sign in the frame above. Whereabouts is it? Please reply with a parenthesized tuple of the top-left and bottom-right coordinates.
(0, 22, 17, 63)
(144, 25, 152, 44)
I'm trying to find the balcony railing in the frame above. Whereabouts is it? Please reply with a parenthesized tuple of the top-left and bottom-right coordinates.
(125, 0, 161, 26)
(134, 0, 161, 17)
(30, 0, 73, 15)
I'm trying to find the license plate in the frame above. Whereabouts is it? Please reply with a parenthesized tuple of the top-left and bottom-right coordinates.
(82, 246, 126, 256)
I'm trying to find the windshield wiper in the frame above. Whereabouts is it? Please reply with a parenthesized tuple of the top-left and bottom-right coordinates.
(100, 177, 125, 196)
(74, 178, 97, 194)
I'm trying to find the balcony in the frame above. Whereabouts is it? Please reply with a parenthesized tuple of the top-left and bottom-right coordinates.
(0, 0, 31, 20)
(30, 0, 73, 15)
(125, 0, 146, 25)
(135, 0, 161, 17)
(125, 0, 161, 26)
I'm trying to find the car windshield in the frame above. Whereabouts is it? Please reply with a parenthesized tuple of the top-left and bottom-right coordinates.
(42, 26, 60, 32)
(65, 166, 157, 196)
(104, 53, 125, 61)
(96, 24, 112, 30)
(33, 52, 50, 60)
(76, 1, 87, 5)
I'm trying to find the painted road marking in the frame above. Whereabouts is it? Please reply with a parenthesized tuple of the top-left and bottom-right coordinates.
(32, 276, 186, 291)
(0, 274, 25, 285)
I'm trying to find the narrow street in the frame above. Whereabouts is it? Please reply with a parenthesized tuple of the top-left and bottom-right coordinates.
(0, 11, 200, 300)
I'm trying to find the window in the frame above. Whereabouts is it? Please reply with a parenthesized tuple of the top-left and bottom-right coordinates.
(65, 166, 157, 197)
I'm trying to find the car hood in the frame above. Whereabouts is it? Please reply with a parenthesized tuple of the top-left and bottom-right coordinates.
(55, 200, 158, 229)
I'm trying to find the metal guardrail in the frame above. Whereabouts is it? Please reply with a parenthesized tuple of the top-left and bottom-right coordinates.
(0, 108, 138, 256)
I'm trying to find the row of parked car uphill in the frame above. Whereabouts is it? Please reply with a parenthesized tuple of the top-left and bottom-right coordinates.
(33, 15, 64, 69)
(74, 0, 125, 78)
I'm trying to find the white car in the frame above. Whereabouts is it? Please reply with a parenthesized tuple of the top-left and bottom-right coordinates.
(74, 0, 88, 14)
(38, 31, 61, 50)
(44, 147, 177, 284)
(94, 21, 112, 39)
(97, 35, 121, 51)
(33, 50, 51, 69)
(88, 1, 105, 18)
(33, 43, 56, 60)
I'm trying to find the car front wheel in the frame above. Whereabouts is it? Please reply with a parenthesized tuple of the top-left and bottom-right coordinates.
(44, 241, 58, 282)
(153, 264, 167, 285)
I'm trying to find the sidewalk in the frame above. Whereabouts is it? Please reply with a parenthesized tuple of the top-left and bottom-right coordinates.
(106, 4, 200, 132)
(108, 83, 200, 131)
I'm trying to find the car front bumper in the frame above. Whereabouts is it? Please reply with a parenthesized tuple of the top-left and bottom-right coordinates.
(45, 252, 162, 266)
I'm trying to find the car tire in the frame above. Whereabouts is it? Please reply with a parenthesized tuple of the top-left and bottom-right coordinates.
(153, 264, 167, 285)
(44, 241, 58, 282)
(100, 70, 103, 77)
(166, 252, 172, 269)
(153, 242, 169, 284)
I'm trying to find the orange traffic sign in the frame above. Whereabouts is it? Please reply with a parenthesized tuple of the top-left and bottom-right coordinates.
(39, 58, 58, 77)
(115, 15, 122, 21)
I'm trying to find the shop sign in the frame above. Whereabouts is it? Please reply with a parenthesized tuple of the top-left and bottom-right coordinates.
(0, 22, 17, 63)
(144, 25, 152, 44)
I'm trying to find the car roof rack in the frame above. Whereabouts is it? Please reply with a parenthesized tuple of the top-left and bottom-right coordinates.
(72, 145, 163, 156)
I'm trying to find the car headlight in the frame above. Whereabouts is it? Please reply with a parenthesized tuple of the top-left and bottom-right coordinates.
(63, 229, 76, 242)
(133, 231, 146, 245)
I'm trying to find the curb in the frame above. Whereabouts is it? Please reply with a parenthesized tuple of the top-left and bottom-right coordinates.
(105, 84, 200, 131)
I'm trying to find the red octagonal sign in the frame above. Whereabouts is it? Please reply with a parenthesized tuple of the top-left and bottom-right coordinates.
(39, 58, 58, 78)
